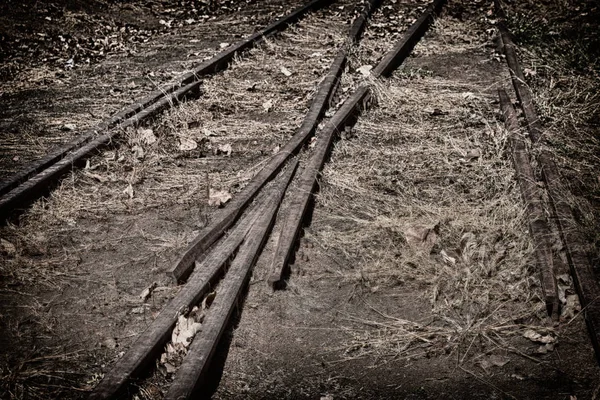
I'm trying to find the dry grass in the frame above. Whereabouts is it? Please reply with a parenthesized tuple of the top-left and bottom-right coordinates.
(0, 4, 359, 399)
(306, 12, 561, 363)
(503, 0, 600, 247)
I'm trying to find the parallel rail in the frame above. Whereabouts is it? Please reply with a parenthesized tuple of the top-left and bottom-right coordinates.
(496, 0, 600, 364)
(0, 0, 333, 221)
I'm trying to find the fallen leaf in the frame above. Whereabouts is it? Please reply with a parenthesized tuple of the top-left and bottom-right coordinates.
(489, 354, 510, 367)
(557, 274, 571, 304)
(535, 342, 555, 354)
(208, 189, 231, 207)
(561, 294, 581, 321)
(280, 66, 293, 77)
(132, 145, 144, 159)
(523, 68, 536, 77)
(217, 143, 232, 156)
(172, 314, 202, 347)
(164, 362, 177, 374)
(202, 128, 216, 137)
(262, 99, 273, 112)
(102, 337, 117, 349)
(140, 282, 158, 302)
(123, 184, 134, 199)
(0, 239, 16, 256)
(357, 65, 373, 77)
(179, 137, 197, 151)
(165, 343, 176, 357)
(523, 329, 555, 344)
(219, 42, 229, 49)
(137, 128, 156, 145)
(404, 223, 439, 253)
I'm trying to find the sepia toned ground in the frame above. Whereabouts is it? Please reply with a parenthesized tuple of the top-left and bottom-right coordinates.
(0, 0, 599, 399)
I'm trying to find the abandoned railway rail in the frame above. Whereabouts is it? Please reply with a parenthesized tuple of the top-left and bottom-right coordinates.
(1, 0, 599, 398)
(495, 1, 600, 364)
(87, 0, 450, 397)
(0, 0, 331, 221)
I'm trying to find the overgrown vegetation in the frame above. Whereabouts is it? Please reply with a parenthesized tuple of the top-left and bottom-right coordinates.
(504, 0, 600, 258)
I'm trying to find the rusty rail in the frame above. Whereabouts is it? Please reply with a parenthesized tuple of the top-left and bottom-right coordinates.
(498, 89, 559, 317)
(88, 161, 297, 400)
(164, 161, 296, 400)
(0, 80, 201, 220)
(170, 0, 383, 282)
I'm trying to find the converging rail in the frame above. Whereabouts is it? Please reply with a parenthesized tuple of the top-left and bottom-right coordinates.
(2, 0, 598, 398)
(87, 1, 447, 398)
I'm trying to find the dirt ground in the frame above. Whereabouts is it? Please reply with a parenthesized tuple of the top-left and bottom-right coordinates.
(0, 0, 306, 178)
(1, 0, 599, 399)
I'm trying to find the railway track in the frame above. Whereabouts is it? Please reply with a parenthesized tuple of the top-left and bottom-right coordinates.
(86, 0, 448, 397)
(1, 0, 599, 398)
(0, 0, 333, 221)
(495, 0, 600, 363)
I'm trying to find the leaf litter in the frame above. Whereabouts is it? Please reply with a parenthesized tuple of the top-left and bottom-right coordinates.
(159, 291, 215, 376)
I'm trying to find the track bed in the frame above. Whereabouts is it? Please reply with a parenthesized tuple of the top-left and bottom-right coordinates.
(1, 0, 599, 399)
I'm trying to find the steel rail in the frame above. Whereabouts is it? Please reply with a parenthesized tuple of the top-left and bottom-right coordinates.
(170, 0, 383, 282)
(0, 0, 334, 219)
(268, 0, 447, 287)
(496, 0, 600, 364)
(164, 160, 296, 400)
(498, 89, 559, 317)
(88, 161, 297, 399)
(0, 80, 201, 220)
